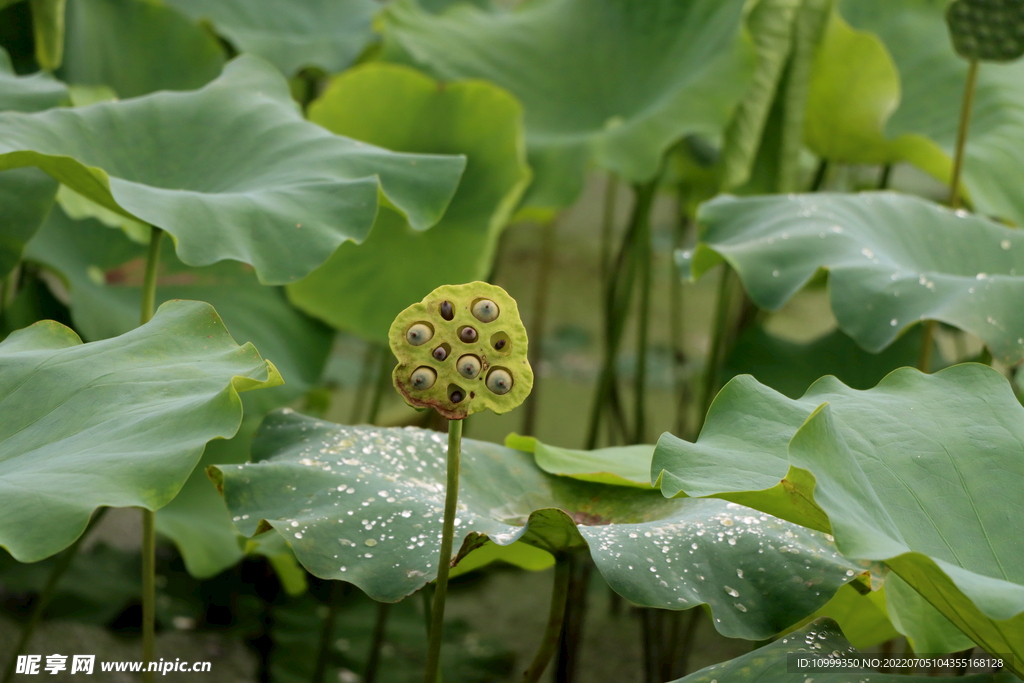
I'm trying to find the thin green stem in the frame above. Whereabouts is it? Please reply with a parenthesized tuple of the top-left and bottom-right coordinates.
(878, 164, 893, 190)
(522, 218, 557, 436)
(600, 172, 618, 287)
(521, 556, 572, 683)
(140, 227, 163, 326)
(696, 266, 733, 436)
(311, 582, 343, 683)
(366, 348, 392, 425)
(141, 508, 156, 682)
(920, 60, 978, 372)
(1, 509, 108, 683)
(139, 226, 163, 683)
(809, 159, 829, 192)
(424, 418, 462, 683)
(350, 344, 380, 424)
(670, 204, 690, 436)
(918, 320, 937, 372)
(585, 178, 659, 449)
(949, 59, 979, 211)
(0, 264, 17, 317)
(632, 195, 654, 445)
(363, 601, 392, 683)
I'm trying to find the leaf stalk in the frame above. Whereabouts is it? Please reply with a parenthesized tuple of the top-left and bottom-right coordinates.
(521, 555, 572, 683)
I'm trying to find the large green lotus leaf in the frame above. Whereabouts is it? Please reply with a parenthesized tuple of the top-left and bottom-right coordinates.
(211, 411, 863, 641)
(287, 63, 530, 344)
(0, 55, 466, 286)
(61, 0, 226, 98)
(381, 0, 753, 209)
(723, 324, 940, 400)
(0, 46, 66, 279)
(690, 192, 1024, 363)
(23, 207, 332, 577)
(830, 0, 1024, 225)
(164, 0, 377, 76)
(505, 433, 654, 489)
(669, 618, 1014, 683)
(0, 300, 280, 563)
(653, 364, 1024, 668)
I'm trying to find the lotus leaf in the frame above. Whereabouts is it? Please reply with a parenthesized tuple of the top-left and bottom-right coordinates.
(210, 411, 865, 641)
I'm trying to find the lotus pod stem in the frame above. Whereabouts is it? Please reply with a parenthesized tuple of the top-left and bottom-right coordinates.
(390, 282, 532, 683)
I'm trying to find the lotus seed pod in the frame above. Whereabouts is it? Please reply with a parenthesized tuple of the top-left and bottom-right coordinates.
(389, 282, 533, 420)
(946, 0, 1024, 61)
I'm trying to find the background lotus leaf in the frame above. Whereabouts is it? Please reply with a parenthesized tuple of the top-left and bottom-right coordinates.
(0, 46, 66, 280)
(689, 192, 1024, 363)
(816, 0, 1024, 225)
(287, 63, 530, 344)
(720, 0, 801, 190)
(22, 206, 333, 576)
(210, 410, 864, 641)
(61, 0, 226, 98)
(164, 0, 378, 76)
(381, 0, 753, 209)
(505, 433, 654, 489)
(0, 55, 466, 285)
(0, 45, 67, 111)
(0, 299, 280, 563)
(723, 324, 941, 399)
(669, 618, 1013, 683)
(802, 13, 945, 169)
(653, 364, 1024, 670)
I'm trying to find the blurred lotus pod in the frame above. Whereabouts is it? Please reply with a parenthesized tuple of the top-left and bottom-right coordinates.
(947, 0, 1024, 61)
(389, 282, 533, 420)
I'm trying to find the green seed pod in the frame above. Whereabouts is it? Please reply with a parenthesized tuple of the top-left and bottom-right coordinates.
(390, 282, 533, 420)
(946, 0, 1024, 62)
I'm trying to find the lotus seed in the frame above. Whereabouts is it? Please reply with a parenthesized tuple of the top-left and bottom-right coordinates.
(407, 323, 433, 346)
(432, 346, 448, 361)
(410, 367, 437, 390)
(457, 355, 481, 379)
(495, 339, 506, 350)
(450, 389, 464, 403)
(486, 369, 513, 395)
(439, 300, 454, 320)
(472, 299, 499, 322)
(459, 326, 478, 343)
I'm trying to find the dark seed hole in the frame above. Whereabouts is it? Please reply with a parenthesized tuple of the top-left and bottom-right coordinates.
(490, 331, 511, 353)
(459, 326, 478, 343)
(439, 301, 454, 321)
(432, 343, 450, 361)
